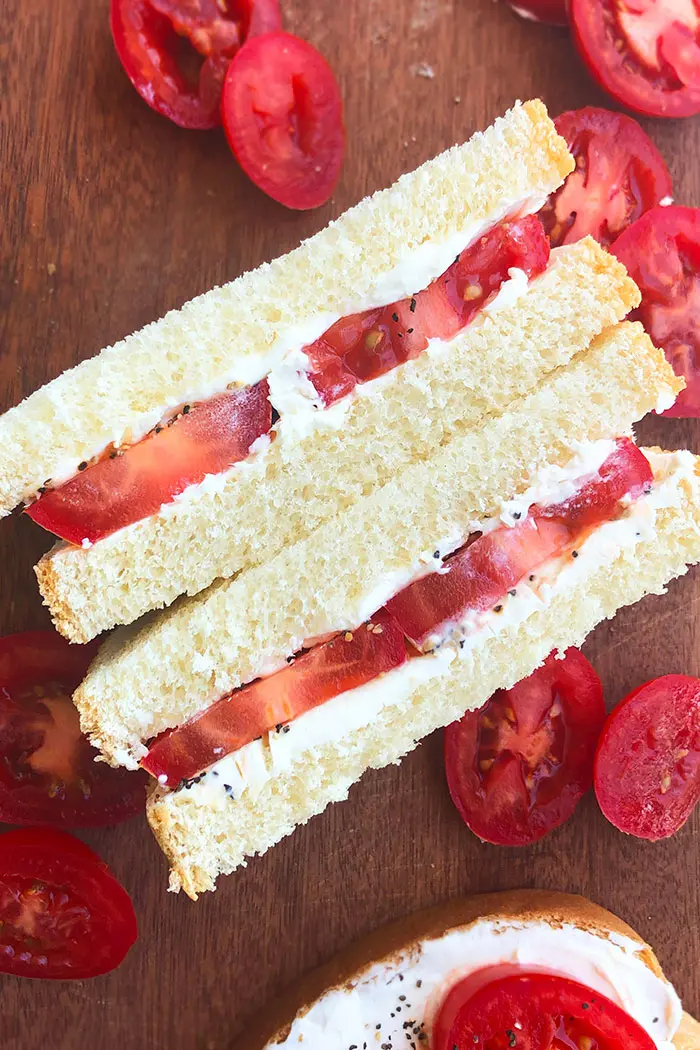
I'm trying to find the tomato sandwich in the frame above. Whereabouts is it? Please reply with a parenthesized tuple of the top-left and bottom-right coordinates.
(238, 890, 699, 1050)
(71, 320, 700, 897)
(0, 101, 646, 642)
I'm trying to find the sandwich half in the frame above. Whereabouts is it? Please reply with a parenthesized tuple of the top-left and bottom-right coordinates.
(73, 323, 700, 897)
(238, 890, 696, 1050)
(1, 101, 642, 642)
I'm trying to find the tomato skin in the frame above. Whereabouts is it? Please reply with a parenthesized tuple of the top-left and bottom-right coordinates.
(539, 108, 673, 249)
(594, 675, 700, 840)
(443, 973, 656, 1050)
(26, 379, 272, 544)
(506, 0, 568, 26)
(111, 0, 281, 130)
(0, 632, 146, 828)
(570, 0, 700, 119)
(142, 608, 408, 785)
(0, 828, 137, 980)
(612, 206, 700, 417)
(444, 649, 606, 846)
(222, 32, 345, 210)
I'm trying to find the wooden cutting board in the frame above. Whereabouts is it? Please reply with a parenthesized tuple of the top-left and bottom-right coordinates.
(1, 1, 698, 1046)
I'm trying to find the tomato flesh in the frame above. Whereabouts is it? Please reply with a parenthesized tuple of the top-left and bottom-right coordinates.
(613, 205, 700, 417)
(26, 379, 272, 545)
(539, 108, 673, 249)
(222, 32, 344, 210)
(441, 973, 656, 1050)
(444, 648, 605, 846)
(142, 608, 408, 785)
(111, 0, 281, 129)
(307, 215, 550, 405)
(506, 0, 568, 26)
(0, 828, 137, 980)
(595, 674, 700, 840)
(386, 439, 652, 650)
(0, 632, 146, 827)
(570, 0, 700, 119)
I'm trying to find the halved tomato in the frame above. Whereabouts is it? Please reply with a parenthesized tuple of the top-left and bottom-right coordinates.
(386, 439, 652, 649)
(570, 0, 700, 119)
(539, 108, 673, 249)
(142, 608, 407, 785)
(612, 206, 700, 417)
(441, 973, 656, 1050)
(595, 675, 700, 840)
(0, 632, 147, 827)
(307, 216, 550, 405)
(0, 828, 137, 980)
(444, 649, 606, 846)
(25, 379, 272, 545)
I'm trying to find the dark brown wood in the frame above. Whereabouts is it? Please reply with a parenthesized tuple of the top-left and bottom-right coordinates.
(1, 1, 698, 1047)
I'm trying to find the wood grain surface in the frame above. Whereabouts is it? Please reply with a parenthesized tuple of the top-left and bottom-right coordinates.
(1, 1, 698, 1047)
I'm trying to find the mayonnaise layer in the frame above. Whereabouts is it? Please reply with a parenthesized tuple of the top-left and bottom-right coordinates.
(173, 450, 696, 807)
(264, 918, 682, 1049)
(44, 192, 547, 494)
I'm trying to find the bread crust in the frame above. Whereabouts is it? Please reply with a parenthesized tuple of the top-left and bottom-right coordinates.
(235, 891, 679, 1050)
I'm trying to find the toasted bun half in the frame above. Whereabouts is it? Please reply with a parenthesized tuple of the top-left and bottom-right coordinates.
(1, 99, 571, 521)
(236, 891, 691, 1050)
(74, 321, 680, 769)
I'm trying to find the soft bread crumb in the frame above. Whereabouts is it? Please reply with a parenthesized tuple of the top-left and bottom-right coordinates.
(38, 238, 640, 642)
(73, 322, 680, 768)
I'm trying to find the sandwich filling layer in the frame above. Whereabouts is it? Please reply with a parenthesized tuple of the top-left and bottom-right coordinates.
(25, 209, 549, 547)
(142, 443, 689, 796)
(260, 918, 682, 1050)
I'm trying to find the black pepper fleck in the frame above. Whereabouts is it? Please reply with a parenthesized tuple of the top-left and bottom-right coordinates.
(392, 312, 399, 323)
(572, 549, 579, 558)
(409, 298, 417, 312)
(494, 604, 503, 613)
(78, 461, 87, 471)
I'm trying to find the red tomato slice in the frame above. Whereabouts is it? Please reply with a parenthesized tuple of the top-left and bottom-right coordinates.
(444, 649, 605, 846)
(222, 32, 344, 210)
(506, 0, 567, 25)
(442, 973, 655, 1050)
(386, 439, 651, 649)
(570, 0, 700, 119)
(594, 674, 700, 840)
(612, 205, 700, 417)
(0, 632, 146, 827)
(25, 380, 271, 545)
(111, 0, 281, 130)
(307, 216, 550, 405)
(142, 608, 408, 785)
(538, 108, 673, 249)
(0, 827, 137, 980)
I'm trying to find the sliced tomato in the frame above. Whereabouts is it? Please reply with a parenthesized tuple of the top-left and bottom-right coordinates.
(506, 0, 567, 25)
(594, 675, 700, 840)
(612, 206, 700, 417)
(0, 632, 146, 827)
(307, 216, 550, 405)
(570, 0, 700, 119)
(25, 379, 271, 545)
(142, 608, 407, 786)
(222, 32, 344, 210)
(0, 828, 137, 980)
(444, 649, 605, 846)
(386, 439, 651, 649)
(442, 973, 655, 1050)
(111, 0, 281, 130)
(539, 108, 673, 249)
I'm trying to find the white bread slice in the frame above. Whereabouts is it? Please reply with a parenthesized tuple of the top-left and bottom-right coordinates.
(1, 99, 571, 519)
(38, 239, 639, 644)
(74, 321, 681, 768)
(235, 891, 688, 1050)
(147, 452, 700, 897)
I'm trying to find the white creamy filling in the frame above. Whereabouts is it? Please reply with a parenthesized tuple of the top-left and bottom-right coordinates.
(173, 450, 696, 809)
(262, 919, 682, 1049)
(43, 191, 547, 495)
